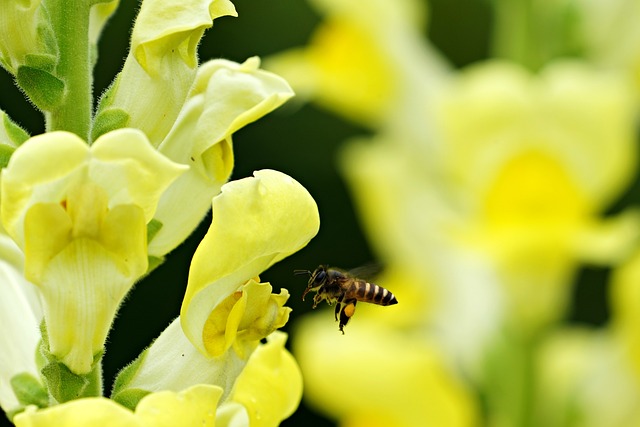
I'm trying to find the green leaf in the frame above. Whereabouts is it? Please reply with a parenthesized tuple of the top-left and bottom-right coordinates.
(111, 347, 150, 409)
(39, 323, 104, 403)
(24, 54, 57, 73)
(112, 388, 151, 411)
(147, 218, 163, 243)
(41, 359, 90, 403)
(3, 113, 30, 145)
(91, 108, 130, 141)
(0, 144, 16, 168)
(146, 255, 165, 276)
(16, 66, 65, 111)
(10, 372, 49, 408)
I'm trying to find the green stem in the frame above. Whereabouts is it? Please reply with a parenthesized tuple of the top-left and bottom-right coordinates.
(484, 330, 539, 427)
(490, 0, 539, 71)
(45, 0, 93, 140)
(83, 355, 104, 398)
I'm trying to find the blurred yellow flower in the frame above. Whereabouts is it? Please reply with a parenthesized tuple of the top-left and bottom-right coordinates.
(295, 59, 640, 426)
(294, 315, 479, 427)
(344, 60, 639, 333)
(431, 60, 639, 330)
(535, 328, 640, 427)
(611, 248, 640, 379)
(266, 0, 448, 127)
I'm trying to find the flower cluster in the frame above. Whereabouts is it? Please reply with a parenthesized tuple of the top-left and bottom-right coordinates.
(269, 0, 640, 425)
(0, 0, 319, 425)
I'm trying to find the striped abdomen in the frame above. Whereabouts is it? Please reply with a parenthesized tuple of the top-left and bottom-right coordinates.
(349, 280, 398, 306)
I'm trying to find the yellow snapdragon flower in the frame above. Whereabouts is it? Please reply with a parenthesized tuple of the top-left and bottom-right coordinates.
(107, 169, 318, 424)
(1, 129, 185, 375)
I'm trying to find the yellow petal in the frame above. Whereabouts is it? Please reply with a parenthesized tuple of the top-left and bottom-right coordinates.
(90, 128, 187, 222)
(35, 236, 145, 374)
(2, 129, 184, 374)
(23, 197, 147, 374)
(202, 280, 290, 357)
(0, 253, 42, 413)
(13, 385, 222, 427)
(181, 170, 319, 356)
(149, 57, 293, 257)
(132, 0, 237, 74)
(228, 332, 301, 427)
(14, 398, 140, 427)
(101, 0, 237, 146)
(136, 384, 222, 427)
(89, 1, 120, 46)
(1, 131, 88, 247)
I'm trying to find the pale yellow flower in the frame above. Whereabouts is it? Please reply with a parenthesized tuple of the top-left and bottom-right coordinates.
(94, 0, 237, 146)
(110, 169, 317, 424)
(150, 57, 294, 257)
(0, 129, 185, 374)
(180, 169, 320, 358)
(0, 232, 43, 415)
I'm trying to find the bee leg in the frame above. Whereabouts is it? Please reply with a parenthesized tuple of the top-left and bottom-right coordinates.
(338, 300, 357, 334)
(312, 293, 322, 309)
(334, 303, 340, 321)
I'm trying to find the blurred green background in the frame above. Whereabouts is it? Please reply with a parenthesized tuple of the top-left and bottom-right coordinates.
(0, 0, 623, 426)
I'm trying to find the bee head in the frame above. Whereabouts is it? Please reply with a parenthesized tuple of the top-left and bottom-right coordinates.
(295, 265, 327, 301)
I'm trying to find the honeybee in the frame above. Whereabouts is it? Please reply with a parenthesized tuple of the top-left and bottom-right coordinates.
(295, 265, 398, 334)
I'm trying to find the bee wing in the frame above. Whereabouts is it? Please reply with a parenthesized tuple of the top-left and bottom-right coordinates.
(347, 263, 383, 281)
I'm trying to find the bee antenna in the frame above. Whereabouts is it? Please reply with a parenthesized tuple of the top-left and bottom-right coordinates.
(294, 269, 312, 276)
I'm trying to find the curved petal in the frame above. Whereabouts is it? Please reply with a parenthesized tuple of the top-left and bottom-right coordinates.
(89, 0, 120, 47)
(131, 0, 237, 74)
(135, 384, 222, 427)
(227, 331, 301, 427)
(1, 131, 88, 247)
(149, 57, 293, 257)
(13, 385, 222, 427)
(100, 0, 237, 146)
(202, 280, 290, 357)
(181, 170, 319, 356)
(14, 398, 140, 427)
(90, 128, 188, 222)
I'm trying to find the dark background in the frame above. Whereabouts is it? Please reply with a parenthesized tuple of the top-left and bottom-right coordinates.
(0, 1, 622, 425)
